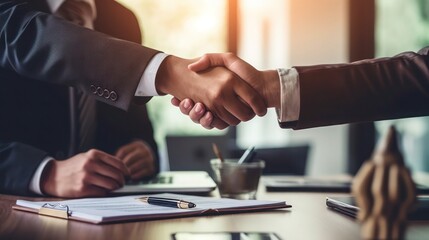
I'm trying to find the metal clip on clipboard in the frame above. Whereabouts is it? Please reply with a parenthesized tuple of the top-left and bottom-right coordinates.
(39, 203, 70, 219)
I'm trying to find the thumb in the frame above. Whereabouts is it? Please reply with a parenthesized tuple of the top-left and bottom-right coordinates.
(188, 54, 226, 72)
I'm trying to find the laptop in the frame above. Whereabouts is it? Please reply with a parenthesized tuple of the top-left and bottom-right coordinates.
(326, 196, 429, 220)
(113, 171, 217, 194)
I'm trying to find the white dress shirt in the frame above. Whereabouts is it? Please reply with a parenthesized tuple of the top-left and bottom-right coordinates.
(29, 0, 167, 195)
(276, 68, 300, 122)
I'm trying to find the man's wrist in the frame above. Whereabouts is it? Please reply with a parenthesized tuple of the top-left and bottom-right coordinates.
(155, 55, 184, 95)
(261, 70, 281, 108)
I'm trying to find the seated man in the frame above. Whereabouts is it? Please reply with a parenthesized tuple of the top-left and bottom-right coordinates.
(0, 0, 159, 198)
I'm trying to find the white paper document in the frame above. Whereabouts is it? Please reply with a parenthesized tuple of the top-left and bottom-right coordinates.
(14, 193, 290, 224)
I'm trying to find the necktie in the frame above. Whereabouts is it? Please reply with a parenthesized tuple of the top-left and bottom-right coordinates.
(56, 0, 97, 152)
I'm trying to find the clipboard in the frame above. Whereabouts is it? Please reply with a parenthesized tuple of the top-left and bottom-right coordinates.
(13, 193, 291, 224)
(12, 202, 100, 224)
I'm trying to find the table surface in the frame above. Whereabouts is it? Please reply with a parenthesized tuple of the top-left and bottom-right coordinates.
(1, 181, 428, 240)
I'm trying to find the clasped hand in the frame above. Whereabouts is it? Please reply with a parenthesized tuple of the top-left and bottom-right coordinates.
(41, 140, 155, 198)
(164, 53, 280, 129)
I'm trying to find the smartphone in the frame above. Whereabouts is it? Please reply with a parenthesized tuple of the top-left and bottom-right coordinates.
(326, 196, 429, 220)
(172, 232, 282, 240)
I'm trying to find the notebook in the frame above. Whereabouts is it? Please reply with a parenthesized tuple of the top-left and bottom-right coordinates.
(113, 171, 217, 194)
(326, 196, 429, 220)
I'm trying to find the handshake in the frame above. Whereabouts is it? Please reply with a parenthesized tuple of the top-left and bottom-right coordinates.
(155, 47, 429, 131)
(155, 53, 282, 130)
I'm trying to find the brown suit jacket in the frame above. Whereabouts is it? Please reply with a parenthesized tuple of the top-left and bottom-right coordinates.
(281, 47, 429, 129)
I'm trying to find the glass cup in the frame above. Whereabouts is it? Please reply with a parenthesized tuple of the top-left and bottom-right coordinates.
(210, 158, 265, 200)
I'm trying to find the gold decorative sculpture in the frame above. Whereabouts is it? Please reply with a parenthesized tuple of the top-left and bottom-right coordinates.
(351, 126, 416, 239)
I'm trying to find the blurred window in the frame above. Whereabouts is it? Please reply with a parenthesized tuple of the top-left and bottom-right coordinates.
(116, 0, 293, 167)
(375, 0, 429, 172)
(117, 0, 228, 166)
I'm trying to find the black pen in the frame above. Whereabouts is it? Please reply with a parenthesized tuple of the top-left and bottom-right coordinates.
(137, 197, 196, 209)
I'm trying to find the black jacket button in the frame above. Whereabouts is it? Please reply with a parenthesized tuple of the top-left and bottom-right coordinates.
(110, 91, 118, 101)
(90, 85, 97, 94)
(96, 87, 103, 96)
(103, 89, 110, 99)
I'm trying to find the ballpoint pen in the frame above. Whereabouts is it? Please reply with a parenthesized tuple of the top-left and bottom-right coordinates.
(238, 146, 256, 164)
(137, 197, 196, 209)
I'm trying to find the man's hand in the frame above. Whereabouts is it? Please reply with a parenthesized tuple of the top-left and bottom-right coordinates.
(156, 55, 268, 129)
(171, 98, 215, 129)
(188, 53, 280, 108)
(115, 140, 155, 181)
(171, 53, 280, 129)
(41, 149, 129, 198)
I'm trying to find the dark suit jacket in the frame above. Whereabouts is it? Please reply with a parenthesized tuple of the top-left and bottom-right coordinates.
(280, 47, 429, 129)
(0, 0, 160, 195)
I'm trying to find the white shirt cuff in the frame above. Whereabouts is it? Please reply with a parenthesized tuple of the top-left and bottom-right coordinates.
(135, 53, 169, 96)
(275, 68, 300, 122)
(29, 157, 54, 195)
(47, 0, 97, 18)
(46, 0, 65, 13)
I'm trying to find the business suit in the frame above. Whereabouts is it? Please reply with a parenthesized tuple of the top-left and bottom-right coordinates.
(0, 0, 159, 195)
(280, 47, 429, 129)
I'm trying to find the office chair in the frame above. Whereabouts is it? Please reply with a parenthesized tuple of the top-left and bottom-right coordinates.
(166, 135, 233, 175)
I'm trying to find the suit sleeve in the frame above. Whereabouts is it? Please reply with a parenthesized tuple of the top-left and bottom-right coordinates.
(280, 47, 429, 129)
(0, 0, 160, 110)
(0, 142, 48, 195)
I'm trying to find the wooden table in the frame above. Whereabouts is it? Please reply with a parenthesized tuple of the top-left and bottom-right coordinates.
(1, 186, 428, 240)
